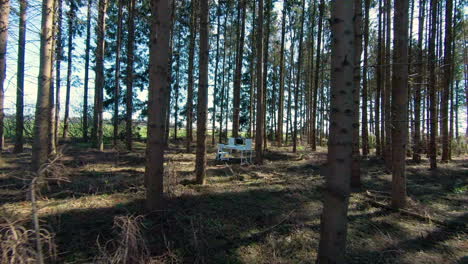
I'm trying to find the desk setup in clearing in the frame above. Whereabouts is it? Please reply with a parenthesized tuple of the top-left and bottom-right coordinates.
(216, 137, 253, 165)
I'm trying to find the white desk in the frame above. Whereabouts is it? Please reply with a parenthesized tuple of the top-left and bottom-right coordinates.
(217, 141, 253, 165)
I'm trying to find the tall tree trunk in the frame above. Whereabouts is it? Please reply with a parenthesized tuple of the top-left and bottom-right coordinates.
(125, 0, 135, 150)
(145, 0, 172, 211)
(47, 0, 57, 156)
(375, 0, 383, 157)
(361, 0, 369, 158)
(384, 0, 392, 171)
(262, 0, 271, 150)
(413, 0, 425, 162)
(276, 1, 286, 147)
(0, 0, 9, 151)
(249, 0, 256, 138)
(351, 0, 362, 188)
(195, 0, 209, 184)
(92, 0, 108, 151)
(63, 1, 75, 139)
(211, 3, 221, 145)
(317, 0, 354, 261)
(219, 9, 228, 144)
(54, 0, 62, 147)
(311, 0, 324, 151)
(14, 0, 27, 153)
(32, 0, 54, 172)
(186, 0, 197, 152)
(293, 0, 305, 153)
(232, 0, 246, 138)
(255, 0, 264, 164)
(112, 0, 123, 146)
(441, 0, 453, 162)
(83, 0, 91, 141)
(392, 0, 409, 209)
(428, 0, 437, 169)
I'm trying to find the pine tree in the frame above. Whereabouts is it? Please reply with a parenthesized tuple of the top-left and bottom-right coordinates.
(391, 0, 409, 209)
(195, 0, 209, 184)
(14, 0, 27, 153)
(146, 0, 172, 211)
(317, 0, 354, 261)
(0, 0, 9, 151)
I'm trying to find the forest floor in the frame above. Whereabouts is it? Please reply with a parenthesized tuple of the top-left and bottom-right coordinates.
(0, 140, 467, 263)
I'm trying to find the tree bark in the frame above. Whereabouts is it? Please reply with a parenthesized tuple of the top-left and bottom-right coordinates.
(428, 0, 437, 169)
(32, 0, 54, 172)
(112, 0, 123, 146)
(54, 0, 62, 147)
(375, 0, 383, 157)
(361, 0, 370, 158)
(413, 0, 425, 163)
(276, 1, 286, 147)
(211, 2, 221, 145)
(125, 0, 135, 150)
(351, 0, 362, 188)
(145, 0, 172, 211)
(391, 0, 409, 209)
(384, 0, 392, 171)
(83, 0, 92, 142)
(14, 0, 27, 153)
(63, 1, 76, 139)
(0, 0, 9, 151)
(311, 0, 324, 151)
(92, 0, 108, 151)
(255, 0, 264, 164)
(316, 0, 354, 261)
(441, 0, 453, 162)
(292, 0, 305, 153)
(232, 0, 246, 138)
(186, 0, 197, 152)
(195, 0, 209, 184)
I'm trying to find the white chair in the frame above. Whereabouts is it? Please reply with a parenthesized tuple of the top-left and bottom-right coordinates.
(216, 144, 229, 161)
(240, 139, 253, 165)
(228, 138, 235, 146)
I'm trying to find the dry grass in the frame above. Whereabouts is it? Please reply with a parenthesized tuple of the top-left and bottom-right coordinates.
(0, 140, 467, 263)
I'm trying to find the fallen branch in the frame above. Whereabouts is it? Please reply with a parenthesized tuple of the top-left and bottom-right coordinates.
(363, 193, 446, 226)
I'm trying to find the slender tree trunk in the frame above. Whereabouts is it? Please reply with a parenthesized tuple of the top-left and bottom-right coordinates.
(32, 0, 54, 172)
(441, 0, 453, 162)
(262, 0, 271, 150)
(413, 0, 425, 162)
(361, 0, 369, 158)
(391, 0, 409, 209)
(276, 1, 286, 147)
(186, 0, 197, 152)
(195, 0, 209, 184)
(317, 0, 354, 261)
(211, 3, 221, 145)
(0, 0, 9, 151)
(249, 0, 256, 138)
(232, 0, 246, 138)
(14, 0, 27, 153)
(384, 0, 392, 171)
(293, 0, 305, 153)
(351, 0, 362, 188)
(83, 0, 91, 141)
(47, 0, 57, 155)
(219, 9, 228, 144)
(125, 0, 135, 150)
(311, 0, 324, 151)
(62, 2, 75, 139)
(428, 0, 437, 169)
(54, 0, 62, 147)
(112, 0, 123, 146)
(375, 0, 383, 157)
(92, 0, 108, 151)
(255, 0, 264, 164)
(146, 0, 172, 211)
